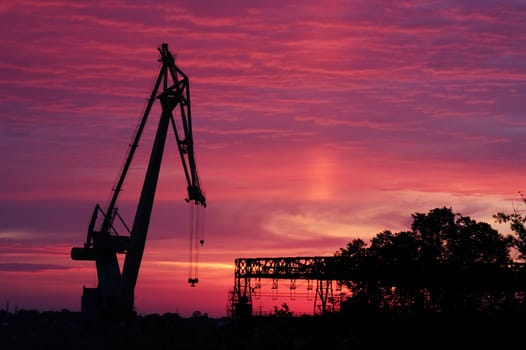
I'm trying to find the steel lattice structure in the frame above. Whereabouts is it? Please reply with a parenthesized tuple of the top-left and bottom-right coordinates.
(71, 44, 206, 320)
(230, 257, 346, 318)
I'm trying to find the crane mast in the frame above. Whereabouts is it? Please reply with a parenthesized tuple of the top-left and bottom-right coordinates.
(71, 43, 206, 320)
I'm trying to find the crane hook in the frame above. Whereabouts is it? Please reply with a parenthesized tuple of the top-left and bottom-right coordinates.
(188, 277, 199, 287)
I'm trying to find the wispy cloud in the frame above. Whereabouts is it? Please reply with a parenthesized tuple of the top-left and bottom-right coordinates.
(0, 263, 71, 272)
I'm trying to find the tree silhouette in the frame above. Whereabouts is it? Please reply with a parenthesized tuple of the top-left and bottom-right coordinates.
(338, 207, 516, 315)
(273, 303, 292, 317)
(412, 207, 458, 263)
(494, 193, 526, 259)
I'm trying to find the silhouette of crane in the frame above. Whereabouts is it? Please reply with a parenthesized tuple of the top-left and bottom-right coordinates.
(71, 43, 206, 320)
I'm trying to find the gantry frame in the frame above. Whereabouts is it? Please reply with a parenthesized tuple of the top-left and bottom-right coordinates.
(231, 256, 347, 318)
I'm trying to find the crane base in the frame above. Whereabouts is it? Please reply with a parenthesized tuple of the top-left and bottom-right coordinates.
(80, 287, 102, 319)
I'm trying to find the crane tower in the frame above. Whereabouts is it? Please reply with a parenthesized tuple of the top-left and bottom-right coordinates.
(71, 44, 206, 320)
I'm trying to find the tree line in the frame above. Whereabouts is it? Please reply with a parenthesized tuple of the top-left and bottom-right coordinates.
(335, 202, 526, 315)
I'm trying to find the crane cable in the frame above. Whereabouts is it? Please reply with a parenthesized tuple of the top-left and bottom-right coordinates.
(188, 203, 205, 286)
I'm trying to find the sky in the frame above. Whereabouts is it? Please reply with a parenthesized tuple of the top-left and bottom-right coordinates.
(1, 0, 525, 318)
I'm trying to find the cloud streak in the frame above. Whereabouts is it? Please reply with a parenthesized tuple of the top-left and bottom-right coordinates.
(0, 263, 71, 272)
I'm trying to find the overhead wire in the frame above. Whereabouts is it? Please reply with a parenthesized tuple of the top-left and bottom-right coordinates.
(188, 203, 195, 285)
(102, 60, 162, 228)
(188, 202, 204, 286)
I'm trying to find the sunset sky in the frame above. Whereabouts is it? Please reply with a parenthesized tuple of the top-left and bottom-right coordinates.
(1, 0, 525, 318)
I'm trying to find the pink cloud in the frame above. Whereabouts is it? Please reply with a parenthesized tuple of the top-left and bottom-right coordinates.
(1, 0, 525, 316)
